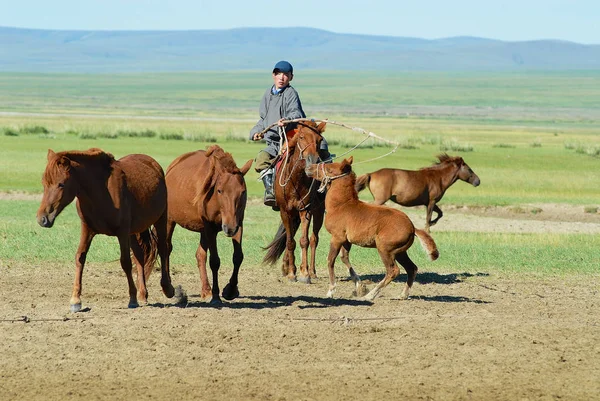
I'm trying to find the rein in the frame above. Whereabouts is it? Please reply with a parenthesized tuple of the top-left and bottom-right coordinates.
(275, 125, 317, 210)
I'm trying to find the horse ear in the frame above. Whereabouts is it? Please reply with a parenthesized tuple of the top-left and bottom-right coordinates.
(316, 121, 327, 133)
(347, 156, 354, 165)
(239, 159, 253, 176)
(47, 149, 56, 161)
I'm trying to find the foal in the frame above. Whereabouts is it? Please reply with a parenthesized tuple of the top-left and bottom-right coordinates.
(306, 157, 439, 301)
(355, 153, 480, 232)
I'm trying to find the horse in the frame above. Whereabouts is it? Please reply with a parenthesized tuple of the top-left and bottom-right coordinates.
(36, 148, 176, 312)
(306, 156, 439, 301)
(165, 145, 253, 304)
(263, 120, 326, 283)
(355, 153, 480, 232)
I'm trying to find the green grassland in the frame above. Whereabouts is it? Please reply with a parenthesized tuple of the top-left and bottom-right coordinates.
(1, 71, 599, 276)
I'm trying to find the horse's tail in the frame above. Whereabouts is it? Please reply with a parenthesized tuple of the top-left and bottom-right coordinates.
(262, 216, 300, 265)
(355, 173, 371, 193)
(414, 228, 439, 261)
(133, 228, 159, 280)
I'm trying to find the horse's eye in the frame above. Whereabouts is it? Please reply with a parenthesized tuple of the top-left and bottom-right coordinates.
(217, 189, 222, 194)
(58, 183, 65, 189)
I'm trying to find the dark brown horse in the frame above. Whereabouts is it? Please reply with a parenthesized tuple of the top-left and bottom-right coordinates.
(355, 153, 480, 232)
(37, 148, 176, 312)
(263, 120, 326, 283)
(165, 145, 253, 304)
(306, 157, 439, 301)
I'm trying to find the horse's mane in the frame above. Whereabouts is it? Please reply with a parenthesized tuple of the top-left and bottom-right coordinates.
(43, 148, 115, 182)
(205, 145, 242, 174)
(419, 153, 464, 170)
(57, 148, 115, 163)
(191, 145, 242, 206)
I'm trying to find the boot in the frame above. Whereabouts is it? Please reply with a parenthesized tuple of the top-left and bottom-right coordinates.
(261, 169, 278, 208)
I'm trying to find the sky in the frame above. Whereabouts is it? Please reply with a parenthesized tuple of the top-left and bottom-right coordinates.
(0, 0, 598, 44)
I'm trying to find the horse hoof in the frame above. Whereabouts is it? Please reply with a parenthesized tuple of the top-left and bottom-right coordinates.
(209, 296, 223, 305)
(70, 303, 82, 313)
(222, 284, 239, 301)
(128, 301, 139, 309)
(162, 283, 175, 298)
(298, 276, 311, 284)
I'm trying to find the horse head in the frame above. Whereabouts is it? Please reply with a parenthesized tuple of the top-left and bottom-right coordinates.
(289, 120, 325, 168)
(306, 156, 353, 191)
(456, 158, 480, 187)
(37, 149, 81, 228)
(438, 153, 480, 187)
(203, 146, 253, 237)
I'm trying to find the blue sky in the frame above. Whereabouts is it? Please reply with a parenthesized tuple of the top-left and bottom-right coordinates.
(1, 0, 598, 44)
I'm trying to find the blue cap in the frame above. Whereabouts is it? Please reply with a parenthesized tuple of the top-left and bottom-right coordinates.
(273, 60, 293, 74)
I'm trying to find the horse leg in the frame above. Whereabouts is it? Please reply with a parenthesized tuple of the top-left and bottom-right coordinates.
(425, 201, 436, 233)
(430, 204, 443, 227)
(308, 206, 325, 279)
(117, 234, 139, 308)
(206, 230, 222, 305)
(223, 228, 243, 301)
(297, 211, 312, 284)
(129, 234, 149, 305)
(396, 252, 419, 300)
(70, 224, 95, 313)
(154, 212, 175, 298)
(364, 249, 400, 301)
(196, 232, 212, 300)
(326, 241, 343, 298)
(339, 242, 367, 297)
(280, 212, 298, 281)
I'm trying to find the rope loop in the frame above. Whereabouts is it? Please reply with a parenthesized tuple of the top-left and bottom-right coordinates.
(255, 118, 399, 165)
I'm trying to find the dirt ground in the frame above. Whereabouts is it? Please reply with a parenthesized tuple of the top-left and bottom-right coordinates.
(1, 202, 599, 401)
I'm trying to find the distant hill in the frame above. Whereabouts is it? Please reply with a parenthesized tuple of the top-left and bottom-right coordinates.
(1, 26, 598, 73)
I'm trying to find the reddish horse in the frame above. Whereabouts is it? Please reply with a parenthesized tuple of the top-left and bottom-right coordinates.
(263, 120, 326, 283)
(306, 156, 439, 301)
(165, 145, 253, 304)
(37, 148, 176, 312)
(355, 153, 480, 232)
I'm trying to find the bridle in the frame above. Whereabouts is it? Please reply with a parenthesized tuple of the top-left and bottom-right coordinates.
(315, 162, 350, 193)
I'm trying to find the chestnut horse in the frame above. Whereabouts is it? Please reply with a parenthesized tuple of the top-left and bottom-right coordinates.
(37, 148, 176, 312)
(263, 120, 326, 283)
(165, 145, 252, 304)
(306, 156, 439, 301)
(355, 153, 480, 232)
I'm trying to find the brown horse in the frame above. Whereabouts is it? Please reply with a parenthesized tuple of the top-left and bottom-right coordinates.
(36, 148, 176, 312)
(355, 153, 480, 232)
(165, 145, 253, 304)
(263, 120, 326, 283)
(306, 156, 439, 301)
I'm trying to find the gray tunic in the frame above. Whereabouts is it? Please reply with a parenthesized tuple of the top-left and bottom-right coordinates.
(249, 85, 306, 157)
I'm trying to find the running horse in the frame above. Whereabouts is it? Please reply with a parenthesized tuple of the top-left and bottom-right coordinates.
(263, 120, 326, 283)
(355, 153, 480, 232)
(306, 156, 439, 301)
(36, 148, 176, 312)
(165, 145, 253, 304)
